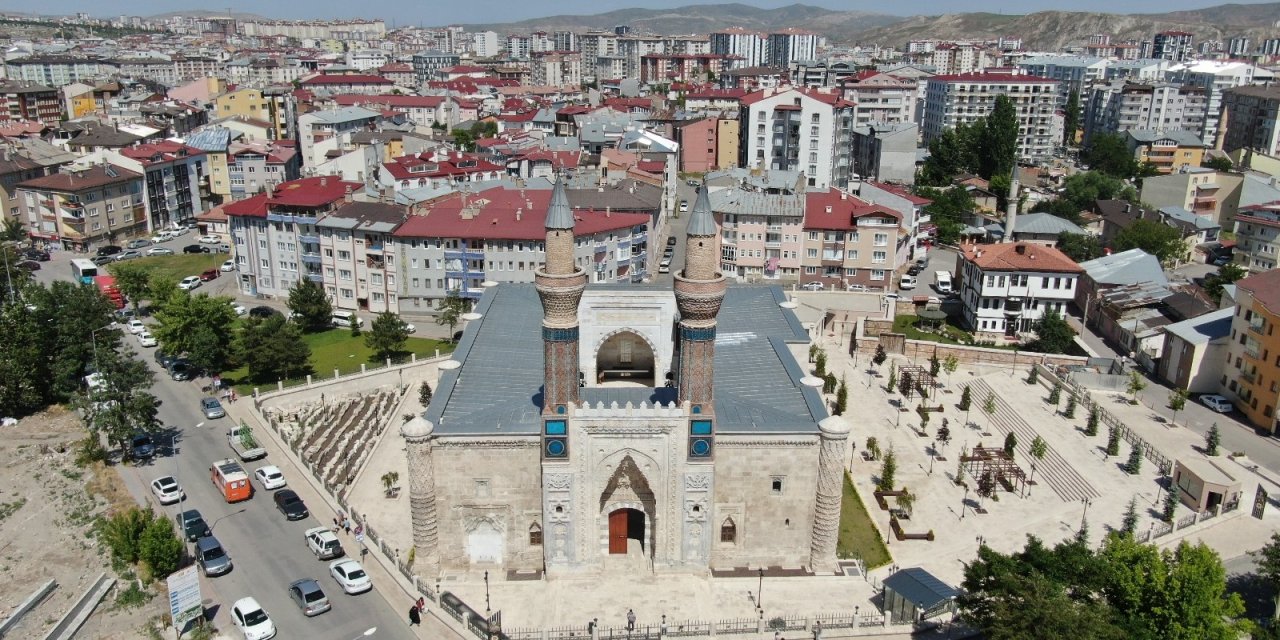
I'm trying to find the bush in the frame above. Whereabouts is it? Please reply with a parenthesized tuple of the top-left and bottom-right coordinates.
(873, 344, 887, 366)
(1064, 395, 1077, 419)
(1047, 381, 1061, 405)
(419, 381, 433, 407)
(1026, 366, 1038, 385)
(1085, 407, 1100, 436)
(76, 436, 108, 466)
(138, 516, 183, 579)
(959, 385, 971, 411)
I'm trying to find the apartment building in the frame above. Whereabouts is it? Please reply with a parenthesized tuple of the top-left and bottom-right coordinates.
(739, 86, 856, 189)
(922, 70, 1060, 163)
(710, 28, 768, 69)
(1017, 55, 1109, 104)
(799, 188, 904, 291)
(768, 30, 820, 67)
(297, 106, 381, 168)
(711, 177, 806, 281)
(378, 151, 505, 193)
(857, 180, 932, 265)
(1153, 31, 1195, 62)
(4, 56, 103, 86)
(840, 71, 918, 126)
(213, 87, 295, 141)
(925, 44, 989, 76)
(1082, 81, 1207, 145)
(17, 163, 146, 251)
(639, 54, 732, 84)
(0, 81, 63, 125)
(227, 141, 302, 199)
(1167, 60, 1257, 146)
(0, 150, 50, 233)
(1125, 130, 1206, 173)
(1221, 269, 1280, 433)
(1232, 202, 1280, 273)
(531, 52, 583, 89)
(392, 183, 651, 309)
(411, 50, 460, 85)
(226, 176, 363, 299)
(956, 241, 1084, 338)
(1140, 168, 1245, 227)
(113, 142, 208, 231)
(299, 73, 394, 95)
(317, 200, 404, 314)
(851, 123, 918, 185)
(1220, 84, 1280, 158)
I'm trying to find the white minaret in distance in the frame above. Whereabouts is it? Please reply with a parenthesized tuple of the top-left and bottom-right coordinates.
(1004, 167, 1019, 243)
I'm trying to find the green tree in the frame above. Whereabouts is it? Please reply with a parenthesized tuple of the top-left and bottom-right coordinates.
(873, 344, 888, 366)
(146, 272, 179, 309)
(26, 280, 120, 401)
(983, 391, 997, 431)
(1121, 498, 1139, 537)
(887, 361, 898, 393)
(1168, 388, 1188, 427)
(435, 289, 471, 342)
(1113, 219, 1185, 264)
(980, 95, 1019, 180)
(287, 278, 333, 332)
(107, 261, 152, 314)
(896, 489, 916, 516)
(942, 354, 959, 386)
(835, 378, 848, 415)
(929, 351, 941, 377)
(365, 311, 410, 361)
(138, 515, 183, 579)
(74, 349, 160, 452)
(977, 470, 997, 503)
(1062, 90, 1080, 147)
(349, 313, 360, 337)
(1086, 406, 1100, 436)
(1205, 423, 1220, 456)
(920, 124, 978, 186)
(1163, 487, 1179, 522)
(1047, 381, 1062, 405)
(958, 383, 971, 411)
(1202, 263, 1245, 303)
(0, 216, 26, 243)
(1252, 532, 1280, 617)
(1105, 426, 1121, 457)
(1085, 133, 1140, 179)
(0, 300, 52, 416)
(1125, 442, 1143, 474)
(916, 185, 974, 245)
(814, 349, 827, 377)
(419, 381, 433, 407)
(1028, 436, 1048, 489)
(235, 314, 311, 383)
(1126, 370, 1147, 404)
(1202, 156, 1233, 172)
(1064, 394, 1077, 418)
(99, 507, 154, 566)
(876, 448, 897, 492)
(865, 436, 880, 461)
(1004, 431, 1018, 458)
(1056, 232, 1104, 262)
(151, 293, 239, 376)
(1030, 310, 1075, 355)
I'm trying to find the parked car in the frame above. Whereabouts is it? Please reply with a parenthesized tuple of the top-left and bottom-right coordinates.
(288, 578, 331, 617)
(183, 244, 209, 254)
(906, 264, 923, 276)
(900, 275, 918, 290)
(231, 597, 276, 640)
(169, 360, 196, 381)
(138, 332, 157, 348)
(274, 489, 309, 520)
(15, 260, 39, 271)
(146, 246, 174, 256)
(178, 509, 211, 542)
(195, 535, 232, 576)
(151, 231, 175, 243)
(221, 259, 236, 272)
(198, 234, 221, 245)
(666, 236, 677, 247)
(249, 306, 279, 319)
(231, 303, 247, 316)
(328, 558, 372, 594)
(800, 282, 824, 291)
(155, 349, 178, 369)
(178, 276, 202, 290)
(96, 245, 122, 257)
(22, 249, 49, 262)
(128, 433, 155, 461)
(255, 465, 287, 490)
(1201, 394, 1234, 413)
(679, 200, 689, 212)
(1212, 254, 1233, 267)
(150, 475, 184, 505)
(91, 255, 115, 266)
(305, 526, 343, 559)
(126, 319, 146, 334)
(200, 268, 219, 281)
(118, 250, 144, 261)
(125, 239, 152, 249)
(201, 397, 226, 419)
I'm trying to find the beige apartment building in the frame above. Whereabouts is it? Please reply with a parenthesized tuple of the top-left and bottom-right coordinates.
(17, 163, 145, 251)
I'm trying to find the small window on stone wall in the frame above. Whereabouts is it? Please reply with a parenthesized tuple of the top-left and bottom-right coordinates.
(771, 477, 784, 493)
(720, 517, 737, 543)
(529, 523, 543, 546)
(474, 479, 491, 498)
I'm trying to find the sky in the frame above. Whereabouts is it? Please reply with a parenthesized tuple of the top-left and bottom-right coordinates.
(14, 0, 1276, 24)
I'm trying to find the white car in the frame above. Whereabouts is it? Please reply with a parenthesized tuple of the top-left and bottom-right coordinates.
(404, 323, 416, 333)
(231, 303, 248, 316)
(138, 332, 157, 348)
(127, 319, 146, 335)
(198, 234, 221, 245)
(254, 465, 287, 490)
(145, 246, 174, 256)
(328, 559, 372, 594)
(900, 275, 918, 290)
(150, 476, 184, 505)
(151, 231, 174, 243)
(220, 259, 236, 272)
(1201, 394, 1234, 413)
(178, 276, 202, 291)
(799, 282, 824, 291)
(231, 597, 276, 640)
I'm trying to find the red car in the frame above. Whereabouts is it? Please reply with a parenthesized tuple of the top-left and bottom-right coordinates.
(199, 268, 220, 281)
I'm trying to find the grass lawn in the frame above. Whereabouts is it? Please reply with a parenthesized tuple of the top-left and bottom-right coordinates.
(838, 471, 893, 569)
(223, 328, 454, 392)
(123, 253, 225, 282)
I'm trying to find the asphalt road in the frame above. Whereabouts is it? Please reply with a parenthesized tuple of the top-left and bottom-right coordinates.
(114, 343, 415, 640)
(650, 180, 697, 285)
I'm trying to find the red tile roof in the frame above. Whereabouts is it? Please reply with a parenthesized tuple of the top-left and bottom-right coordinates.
(300, 74, 393, 86)
(394, 187, 648, 241)
(223, 193, 269, 217)
(18, 164, 141, 191)
(741, 86, 856, 109)
(865, 180, 933, 205)
(803, 190, 902, 231)
(382, 152, 504, 181)
(119, 140, 206, 166)
(959, 242, 1083, 273)
(267, 176, 361, 208)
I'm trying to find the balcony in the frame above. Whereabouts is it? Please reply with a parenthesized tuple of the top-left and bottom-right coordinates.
(306, 273, 324, 283)
(366, 242, 384, 253)
(1004, 298, 1024, 315)
(444, 249, 484, 261)
(301, 253, 322, 264)
(594, 243, 608, 254)
(1242, 370, 1258, 384)
(299, 234, 320, 244)
(445, 268, 486, 279)
(60, 208, 85, 222)
(1249, 321, 1266, 335)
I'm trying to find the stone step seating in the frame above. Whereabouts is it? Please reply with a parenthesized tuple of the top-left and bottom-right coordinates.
(969, 380, 1100, 503)
(324, 391, 399, 489)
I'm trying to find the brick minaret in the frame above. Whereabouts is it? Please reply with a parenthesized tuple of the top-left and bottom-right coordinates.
(535, 177, 587, 414)
(674, 184, 727, 410)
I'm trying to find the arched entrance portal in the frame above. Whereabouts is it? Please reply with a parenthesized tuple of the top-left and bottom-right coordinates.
(608, 508, 646, 554)
(596, 330, 656, 385)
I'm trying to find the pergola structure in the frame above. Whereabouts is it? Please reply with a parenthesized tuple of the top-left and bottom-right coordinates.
(962, 446, 1027, 494)
(898, 364, 936, 398)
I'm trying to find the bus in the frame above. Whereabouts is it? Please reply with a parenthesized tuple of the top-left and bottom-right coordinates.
(71, 258, 99, 284)
(211, 458, 252, 503)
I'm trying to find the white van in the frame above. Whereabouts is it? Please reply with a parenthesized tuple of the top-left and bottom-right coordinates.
(934, 271, 953, 294)
(330, 310, 364, 328)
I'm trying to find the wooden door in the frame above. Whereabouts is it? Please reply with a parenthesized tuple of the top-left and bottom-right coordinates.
(608, 510, 628, 554)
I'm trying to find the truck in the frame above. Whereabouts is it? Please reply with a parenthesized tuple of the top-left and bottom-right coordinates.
(210, 458, 252, 503)
(95, 275, 125, 309)
(934, 270, 953, 295)
(227, 424, 267, 462)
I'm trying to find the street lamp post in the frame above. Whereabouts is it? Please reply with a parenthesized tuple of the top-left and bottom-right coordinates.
(1080, 497, 1093, 531)
(90, 324, 114, 371)
(757, 567, 764, 612)
(484, 570, 491, 617)
(961, 487, 969, 520)
(929, 441, 936, 475)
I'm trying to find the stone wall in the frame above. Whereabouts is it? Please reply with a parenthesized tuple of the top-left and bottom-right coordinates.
(711, 435, 821, 570)
(432, 438, 544, 571)
(854, 337, 1089, 369)
(255, 356, 445, 415)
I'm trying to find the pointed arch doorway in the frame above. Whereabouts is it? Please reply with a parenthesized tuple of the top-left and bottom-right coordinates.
(608, 508, 646, 554)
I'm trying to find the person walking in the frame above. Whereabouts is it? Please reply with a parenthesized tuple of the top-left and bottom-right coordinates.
(626, 609, 636, 631)
(416, 597, 426, 614)
(408, 604, 421, 626)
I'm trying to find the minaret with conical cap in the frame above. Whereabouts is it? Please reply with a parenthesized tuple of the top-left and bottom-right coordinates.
(674, 184, 727, 409)
(535, 176, 588, 414)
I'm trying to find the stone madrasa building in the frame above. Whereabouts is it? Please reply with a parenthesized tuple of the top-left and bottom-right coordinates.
(402, 179, 850, 576)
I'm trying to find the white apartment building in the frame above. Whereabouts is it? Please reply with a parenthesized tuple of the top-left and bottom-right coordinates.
(316, 200, 403, 314)
(531, 53, 583, 89)
(925, 44, 989, 76)
(472, 32, 500, 58)
(1220, 84, 1280, 158)
(1083, 81, 1208, 145)
(768, 30, 819, 67)
(956, 241, 1084, 338)
(297, 106, 381, 169)
(1017, 55, 1109, 104)
(840, 71, 918, 126)
(346, 49, 389, 71)
(922, 70, 1060, 162)
(1233, 202, 1280, 273)
(1167, 60, 1258, 146)
(739, 86, 856, 189)
(710, 29, 769, 69)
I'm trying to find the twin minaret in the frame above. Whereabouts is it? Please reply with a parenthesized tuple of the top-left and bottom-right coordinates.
(534, 178, 726, 415)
